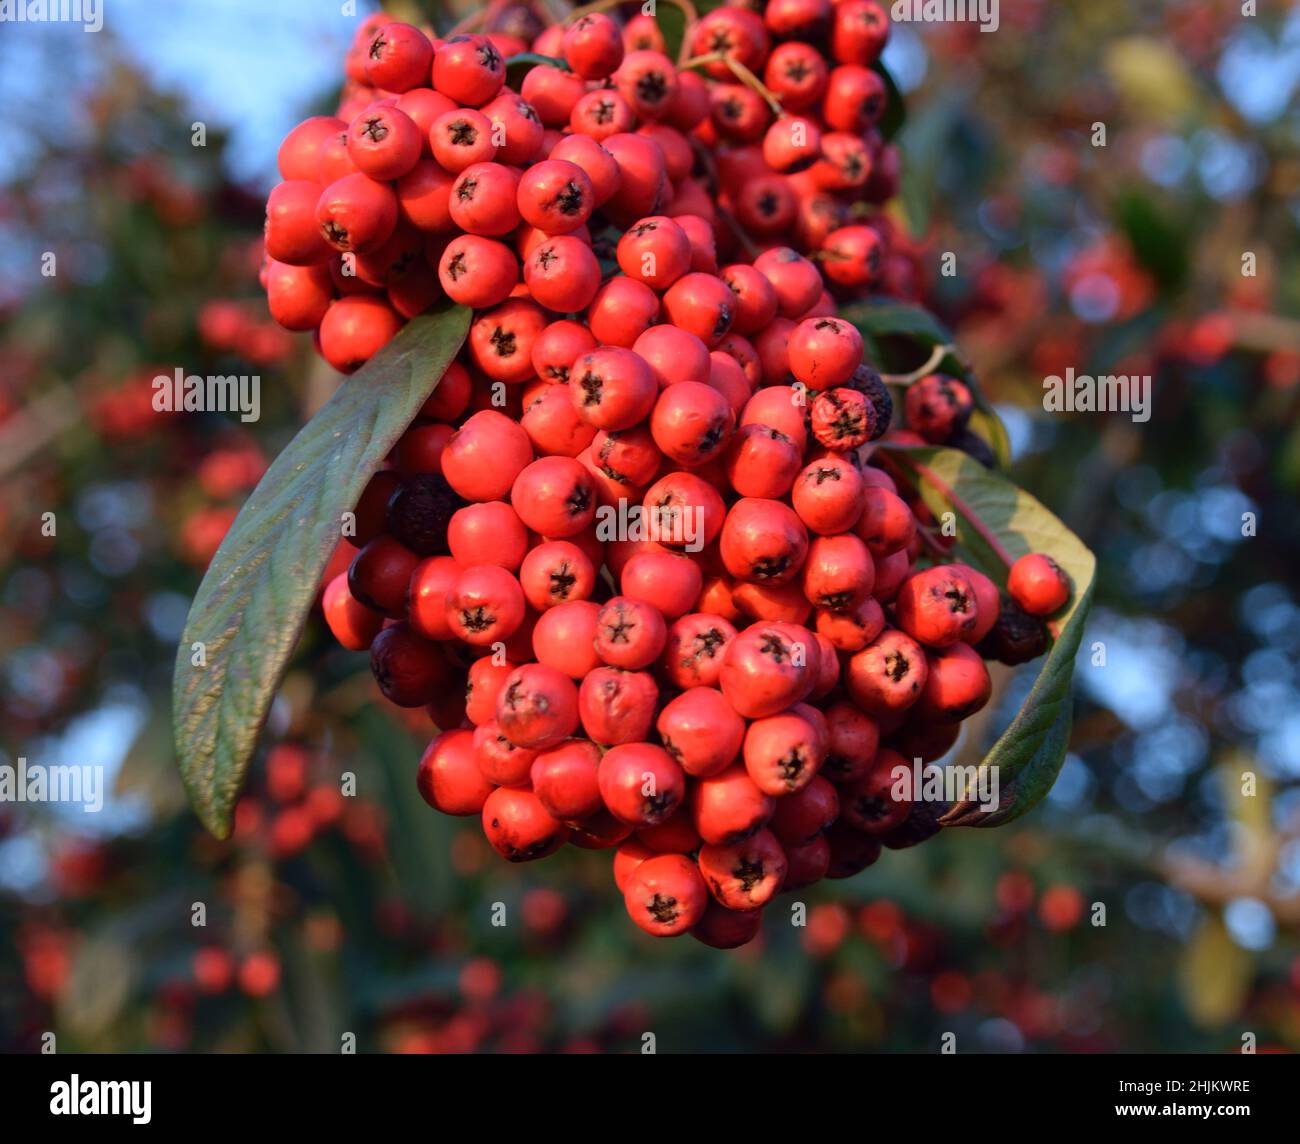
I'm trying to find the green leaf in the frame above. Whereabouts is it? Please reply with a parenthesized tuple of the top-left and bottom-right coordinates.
(172, 305, 471, 838)
(882, 446, 1097, 828)
(841, 298, 1012, 467)
(1114, 187, 1188, 293)
(655, 3, 690, 62)
(872, 62, 906, 144)
(505, 52, 570, 88)
(845, 297, 953, 348)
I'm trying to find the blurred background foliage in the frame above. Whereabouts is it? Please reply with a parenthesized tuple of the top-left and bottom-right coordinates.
(1, 0, 1298, 1052)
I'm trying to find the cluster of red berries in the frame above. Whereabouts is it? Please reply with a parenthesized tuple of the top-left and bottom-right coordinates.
(259, 2, 920, 372)
(267, 5, 1073, 948)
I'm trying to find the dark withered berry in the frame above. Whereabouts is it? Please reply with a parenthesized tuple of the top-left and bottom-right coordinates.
(951, 426, 995, 469)
(878, 797, 945, 850)
(844, 362, 892, 440)
(386, 472, 464, 556)
(976, 594, 1049, 665)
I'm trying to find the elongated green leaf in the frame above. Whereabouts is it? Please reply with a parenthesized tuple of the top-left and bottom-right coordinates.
(172, 306, 471, 838)
(842, 298, 1011, 467)
(883, 445, 1096, 828)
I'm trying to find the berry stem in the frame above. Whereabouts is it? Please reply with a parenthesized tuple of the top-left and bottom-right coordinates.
(683, 51, 784, 117)
(879, 342, 957, 387)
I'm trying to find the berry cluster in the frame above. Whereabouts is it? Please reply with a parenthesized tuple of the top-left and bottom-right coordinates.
(264, 6, 1073, 948)
(260, 3, 920, 372)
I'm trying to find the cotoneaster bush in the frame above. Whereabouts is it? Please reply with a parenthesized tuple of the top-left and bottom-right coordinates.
(173, 2, 1096, 951)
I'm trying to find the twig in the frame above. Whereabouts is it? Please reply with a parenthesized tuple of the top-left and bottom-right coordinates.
(0, 382, 82, 479)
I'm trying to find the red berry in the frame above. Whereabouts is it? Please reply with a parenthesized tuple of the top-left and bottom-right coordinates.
(316, 174, 399, 255)
(594, 596, 668, 670)
(265, 260, 332, 331)
(433, 35, 506, 107)
(720, 497, 809, 586)
(445, 564, 526, 646)
(348, 534, 419, 616)
(496, 663, 580, 749)
(481, 93, 544, 166)
(743, 708, 825, 796)
(563, 12, 625, 80)
(473, 719, 539, 787)
(623, 853, 707, 936)
(429, 108, 498, 172)
(347, 105, 423, 181)
(1007, 552, 1071, 616)
(793, 456, 865, 536)
(840, 748, 911, 834)
(904, 373, 974, 442)
(789, 318, 863, 390)
(650, 381, 735, 468)
(821, 701, 880, 784)
(915, 642, 992, 723)
(578, 666, 659, 745)
(450, 162, 521, 237)
(615, 51, 679, 121)
(441, 410, 533, 502)
(802, 533, 875, 612)
(519, 541, 596, 611)
(698, 827, 787, 911)
(894, 566, 980, 648)
(657, 687, 745, 778)
(598, 742, 685, 827)
(517, 159, 595, 234)
(418, 729, 495, 815)
(770, 775, 839, 847)
(845, 628, 928, 716)
(719, 621, 818, 718)
(661, 272, 737, 347)
(482, 786, 568, 861)
(531, 739, 604, 820)
(322, 573, 384, 651)
(278, 116, 345, 182)
(570, 347, 658, 431)
(690, 763, 774, 845)
(364, 23, 434, 93)
(524, 235, 601, 312)
(661, 612, 737, 689)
